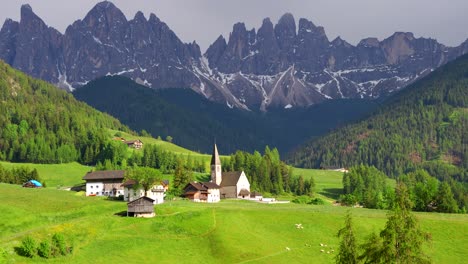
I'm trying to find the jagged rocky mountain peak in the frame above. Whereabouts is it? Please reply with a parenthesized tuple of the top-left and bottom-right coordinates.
(83, 0, 127, 27)
(278, 13, 296, 27)
(231, 22, 248, 38)
(148, 13, 161, 24)
(298, 18, 317, 32)
(133, 11, 146, 22)
(20, 4, 33, 13)
(358, 37, 380, 47)
(20, 3, 45, 26)
(331, 36, 348, 46)
(0, 2, 467, 111)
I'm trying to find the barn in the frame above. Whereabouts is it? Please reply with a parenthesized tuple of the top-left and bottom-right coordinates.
(127, 196, 155, 218)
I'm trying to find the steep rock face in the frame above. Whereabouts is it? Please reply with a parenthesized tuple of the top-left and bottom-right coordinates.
(206, 14, 467, 108)
(2, 5, 64, 84)
(0, 2, 467, 111)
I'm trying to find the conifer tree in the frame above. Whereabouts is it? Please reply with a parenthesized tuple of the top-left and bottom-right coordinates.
(336, 211, 359, 264)
(360, 182, 431, 263)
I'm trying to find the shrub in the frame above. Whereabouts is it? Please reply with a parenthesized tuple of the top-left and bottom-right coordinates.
(38, 240, 51, 258)
(20, 236, 37, 258)
(51, 233, 66, 256)
(308, 198, 326, 205)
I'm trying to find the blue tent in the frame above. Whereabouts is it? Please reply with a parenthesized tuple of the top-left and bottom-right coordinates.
(29, 180, 42, 187)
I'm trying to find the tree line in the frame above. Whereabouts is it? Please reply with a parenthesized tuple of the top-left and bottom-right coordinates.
(336, 182, 432, 264)
(342, 165, 466, 213)
(0, 164, 41, 186)
(222, 146, 313, 195)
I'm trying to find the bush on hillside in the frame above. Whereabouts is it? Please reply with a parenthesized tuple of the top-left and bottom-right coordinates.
(19, 236, 37, 258)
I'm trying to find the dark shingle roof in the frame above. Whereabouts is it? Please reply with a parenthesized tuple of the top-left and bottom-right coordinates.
(186, 182, 207, 191)
(83, 170, 125, 180)
(184, 181, 220, 192)
(127, 196, 154, 205)
(202, 182, 220, 189)
(121, 179, 136, 187)
(124, 139, 142, 144)
(220, 171, 242, 187)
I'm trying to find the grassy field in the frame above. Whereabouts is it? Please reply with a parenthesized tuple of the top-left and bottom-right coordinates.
(0, 161, 92, 188)
(0, 183, 467, 263)
(109, 129, 211, 156)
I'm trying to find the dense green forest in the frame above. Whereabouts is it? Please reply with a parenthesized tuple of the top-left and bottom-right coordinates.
(289, 54, 468, 182)
(73, 76, 378, 154)
(221, 147, 314, 196)
(0, 60, 129, 164)
(341, 165, 467, 212)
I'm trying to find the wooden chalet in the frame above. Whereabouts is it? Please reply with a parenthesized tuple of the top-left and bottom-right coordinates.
(125, 139, 143, 149)
(183, 181, 220, 203)
(127, 196, 155, 218)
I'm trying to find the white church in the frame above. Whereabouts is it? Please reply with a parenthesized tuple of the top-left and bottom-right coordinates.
(183, 144, 251, 202)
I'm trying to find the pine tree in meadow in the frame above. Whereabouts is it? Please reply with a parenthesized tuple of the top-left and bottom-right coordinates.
(336, 211, 359, 264)
(360, 182, 432, 264)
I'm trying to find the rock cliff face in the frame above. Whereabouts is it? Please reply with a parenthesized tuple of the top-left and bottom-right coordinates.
(0, 2, 467, 110)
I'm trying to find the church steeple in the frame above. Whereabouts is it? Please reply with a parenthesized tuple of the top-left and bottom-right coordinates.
(210, 144, 222, 185)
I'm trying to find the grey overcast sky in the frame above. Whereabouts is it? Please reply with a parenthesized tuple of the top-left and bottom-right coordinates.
(1, 0, 467, 51)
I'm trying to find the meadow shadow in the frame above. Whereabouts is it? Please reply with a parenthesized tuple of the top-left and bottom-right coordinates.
(319, 188, 342, 200)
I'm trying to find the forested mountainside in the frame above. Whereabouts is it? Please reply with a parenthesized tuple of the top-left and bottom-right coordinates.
(0, 60, 129, 164)
(73, 75, 379, 154)
(289, 54, 468, 181)
(1, 2, 467, 110)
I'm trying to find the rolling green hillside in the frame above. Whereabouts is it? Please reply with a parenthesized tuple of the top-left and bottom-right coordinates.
(289, 54, 468, 180)
(1, 183, 467, 263)
(0, 60, 129, 165)
(74, 75, 379, 154)
(0, 161, 91, 188)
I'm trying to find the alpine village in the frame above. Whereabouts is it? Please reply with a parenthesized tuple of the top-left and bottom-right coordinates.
(0, 1, 467, 263)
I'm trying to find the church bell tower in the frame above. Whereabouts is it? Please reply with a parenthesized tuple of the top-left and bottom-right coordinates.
(210, 144, 222, 185)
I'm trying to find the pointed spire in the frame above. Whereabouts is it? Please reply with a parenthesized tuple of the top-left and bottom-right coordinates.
(211, 143, 221, 166)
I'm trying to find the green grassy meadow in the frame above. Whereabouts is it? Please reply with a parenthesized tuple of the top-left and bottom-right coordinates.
(0, 161, 92, 188)
(109, 129, 212, 157)
(1, 183, 467, 263)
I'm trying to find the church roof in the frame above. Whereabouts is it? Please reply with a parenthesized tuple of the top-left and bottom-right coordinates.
(220, 171, 243, 187)
(210, 144, 221, 166)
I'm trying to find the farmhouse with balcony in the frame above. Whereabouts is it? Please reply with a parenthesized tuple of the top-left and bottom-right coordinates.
(82, 170, 125, 197)
(183, 181, 220, 203)
(125, 139, 143, 149)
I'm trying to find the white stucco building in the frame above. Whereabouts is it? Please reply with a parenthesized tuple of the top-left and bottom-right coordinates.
(82, 170, 125, 197)
(122, 180, 168, 204)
